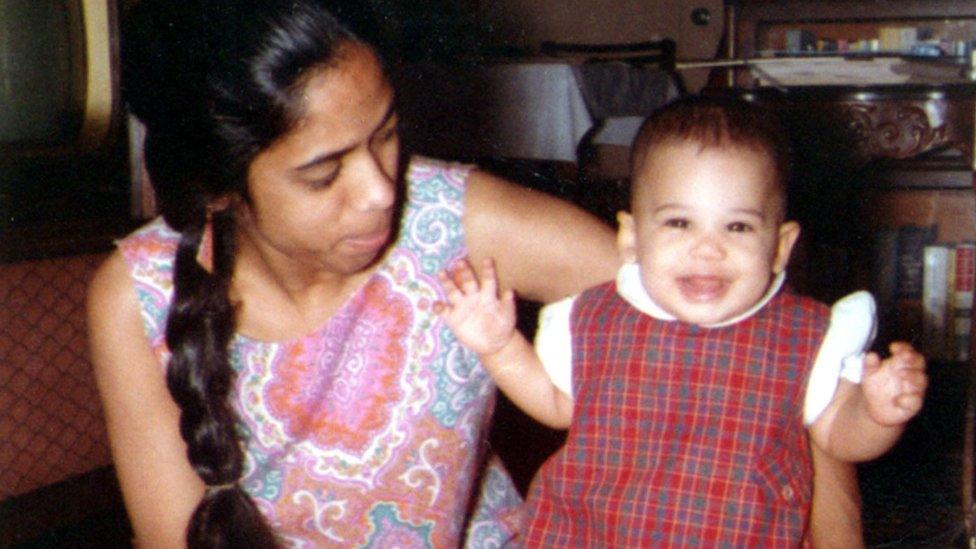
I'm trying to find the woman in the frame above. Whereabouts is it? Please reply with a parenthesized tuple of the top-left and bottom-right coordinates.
(87, 0, 861, 546)
(89, 0, 615, 546)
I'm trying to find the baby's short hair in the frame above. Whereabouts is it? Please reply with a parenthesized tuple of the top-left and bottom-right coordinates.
(630, 95, 792, 207)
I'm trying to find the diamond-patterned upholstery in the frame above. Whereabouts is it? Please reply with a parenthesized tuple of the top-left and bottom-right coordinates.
(0, 253, 111, 500)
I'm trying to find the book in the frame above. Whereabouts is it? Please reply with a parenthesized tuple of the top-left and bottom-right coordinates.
(785, 29, 817, 53)
(921, 244, 951, 360)
(946, 247, 957, 358)
(869, 228, 900, 329)
(878, 27, 903, 52)
(951, 242, 975, 361)
(893, 225, 938, 345)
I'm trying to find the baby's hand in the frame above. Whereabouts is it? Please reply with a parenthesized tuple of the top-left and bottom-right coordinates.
(861, 342, 928, 426)
(435, 257, 516, 356)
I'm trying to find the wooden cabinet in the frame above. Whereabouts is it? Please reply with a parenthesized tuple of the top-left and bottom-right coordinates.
(727, 2, 976, 546)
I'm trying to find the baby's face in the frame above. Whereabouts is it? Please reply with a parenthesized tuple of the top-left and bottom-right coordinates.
(618, 140, 799, 325)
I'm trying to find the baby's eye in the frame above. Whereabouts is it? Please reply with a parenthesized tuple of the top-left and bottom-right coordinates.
(727, 221, 754, 233)
(664, 218, 689, 229)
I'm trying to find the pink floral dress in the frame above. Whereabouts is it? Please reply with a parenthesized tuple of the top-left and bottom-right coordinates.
(119, 157, 521, 547)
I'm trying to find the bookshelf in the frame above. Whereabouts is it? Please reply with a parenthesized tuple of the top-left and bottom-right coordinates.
(731, 1, 976, 88)
(737, 84, 976, 548)
(735, 1, 976, 59)
(726, 2, 976, 546)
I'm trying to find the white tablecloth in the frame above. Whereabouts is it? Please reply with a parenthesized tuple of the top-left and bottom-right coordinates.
(475, 62, 593, 162)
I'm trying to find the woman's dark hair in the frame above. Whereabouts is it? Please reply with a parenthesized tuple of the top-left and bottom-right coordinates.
(121, 1, 393, 545)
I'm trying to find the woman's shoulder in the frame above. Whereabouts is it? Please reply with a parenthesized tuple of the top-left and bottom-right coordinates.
(403, 155, 475, 200)
(403, 155, 537, 210)
(92, 217, 178, 343)
(88, 249, 136, 313)
(396, 155, 473, 235)
(114, 217, 180, 292)
(406, 155, 473, 181)
(86, 250, 151, 363)
(116, 217, 180, 262)
(91, 218, 175, 302)
(386, 157, 473, 271)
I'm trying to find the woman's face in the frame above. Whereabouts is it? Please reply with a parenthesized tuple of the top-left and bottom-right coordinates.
(241, 42, 399, 278)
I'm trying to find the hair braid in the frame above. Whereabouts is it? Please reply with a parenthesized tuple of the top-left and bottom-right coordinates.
(165, 208, 279, 547)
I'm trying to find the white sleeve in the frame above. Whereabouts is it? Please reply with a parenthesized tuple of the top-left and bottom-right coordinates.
(534, 295, 577, 399)
(803, 291, 877, 425)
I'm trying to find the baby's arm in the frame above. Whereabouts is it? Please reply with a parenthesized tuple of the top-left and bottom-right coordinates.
(810, 342, 927, 462)
(436, 258, 573, 429)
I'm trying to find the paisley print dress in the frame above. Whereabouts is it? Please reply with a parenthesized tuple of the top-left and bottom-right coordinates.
(118, 157, 522, 547)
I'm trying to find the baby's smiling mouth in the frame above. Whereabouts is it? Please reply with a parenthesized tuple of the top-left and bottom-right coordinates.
(677, 275, 729, 302)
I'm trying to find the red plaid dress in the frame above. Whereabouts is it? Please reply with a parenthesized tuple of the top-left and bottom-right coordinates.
(521, 281, 830, 547)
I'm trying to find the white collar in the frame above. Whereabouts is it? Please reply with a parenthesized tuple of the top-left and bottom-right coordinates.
(614, 262, 785, 328)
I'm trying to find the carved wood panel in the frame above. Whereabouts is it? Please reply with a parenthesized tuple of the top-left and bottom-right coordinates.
(738, 86, 975, 169)
(836, 93, 972, 164)
(842, 101, 946, 159)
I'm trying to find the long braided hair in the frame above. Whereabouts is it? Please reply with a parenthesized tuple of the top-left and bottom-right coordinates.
(120, 1, 393, 545)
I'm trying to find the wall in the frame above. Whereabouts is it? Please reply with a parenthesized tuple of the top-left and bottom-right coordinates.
(469, 0, 725, 89)
(474, 0, 722, 57)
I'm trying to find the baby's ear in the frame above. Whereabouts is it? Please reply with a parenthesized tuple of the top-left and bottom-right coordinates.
(773, 220, 801, 274)
(616, 211, 638, 264)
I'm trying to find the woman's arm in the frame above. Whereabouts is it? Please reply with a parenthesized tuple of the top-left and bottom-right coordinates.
(809, 443, 864, 549)
(87, 251, 204, 547)
(463, 169, 619, 302)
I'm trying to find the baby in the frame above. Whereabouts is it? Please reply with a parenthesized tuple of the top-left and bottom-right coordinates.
(437, 95, 927, 546)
